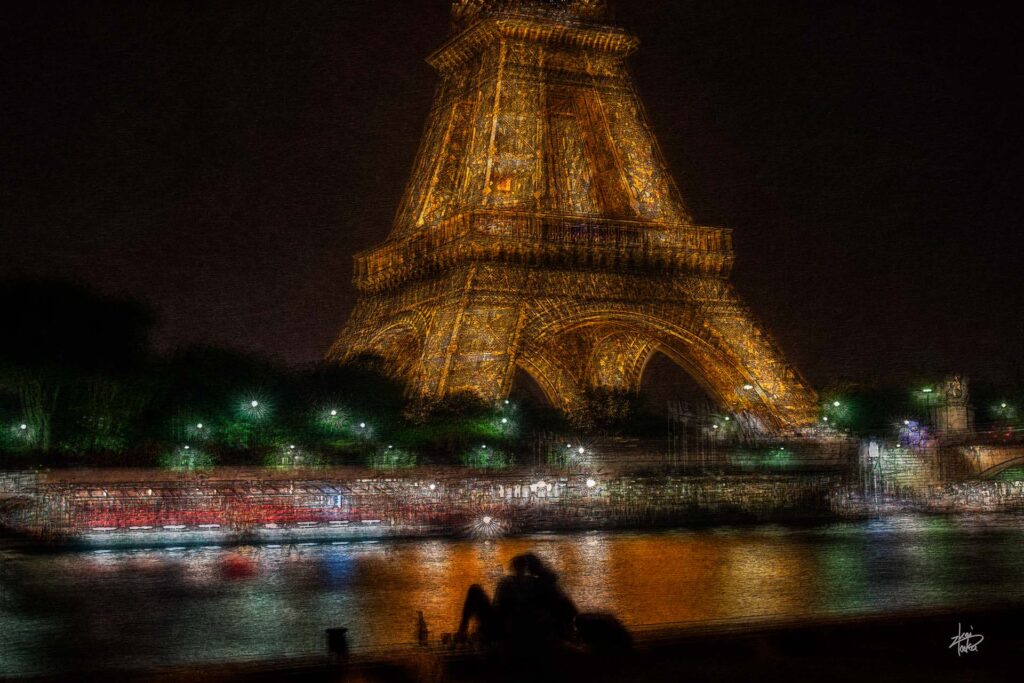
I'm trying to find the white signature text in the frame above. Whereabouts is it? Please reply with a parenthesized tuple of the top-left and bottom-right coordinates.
(949, 623, 983, 656)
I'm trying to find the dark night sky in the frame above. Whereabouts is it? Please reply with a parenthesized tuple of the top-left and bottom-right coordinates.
(2, 1, 1022, 387)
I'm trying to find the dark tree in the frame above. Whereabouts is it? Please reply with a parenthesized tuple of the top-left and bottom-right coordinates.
(0, 279, 155, 452)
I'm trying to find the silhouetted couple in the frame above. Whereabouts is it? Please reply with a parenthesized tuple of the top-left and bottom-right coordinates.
(457, 551, 632, 660)
(457, 553, 577, 648)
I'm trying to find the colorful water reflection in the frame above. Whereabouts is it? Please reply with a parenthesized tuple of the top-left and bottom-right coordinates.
(2, 514, 1023, 676)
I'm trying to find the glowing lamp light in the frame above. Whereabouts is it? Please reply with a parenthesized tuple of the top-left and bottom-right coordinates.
(504, 400, 510, 405)
(428, 483, 436, 491)
(922, 388, 933, 394)
(501, 418, 508, 424)
(724, 416, 731, 421)
(712, 424, 719, 430)
(359, 422, 366, 429)
(482, 516, 493, 525)
(330, 409, 338, 416)
(1001, 403, 1008, 409)
(743, 384, 754, 391)
(289, 445, 296, 450)
(481, 445, 487, 449)
(183, 445, 190, 450)
(586, 478, 596, 488)
(822, 416, 829, 422)
(578, 447, 585, 454)
(903, 420, 911, 425)
(388, 445, 393, 450)
(196, 423, 204, 429)
(833, 401, 841, 407)
(250, 400, 259, 408)
(19, 424, 28, 430)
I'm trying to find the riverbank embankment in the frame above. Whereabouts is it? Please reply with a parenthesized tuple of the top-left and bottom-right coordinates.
(27, 604, 1022, 682)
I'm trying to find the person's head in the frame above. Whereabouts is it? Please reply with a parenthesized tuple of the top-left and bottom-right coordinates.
(511, 553, 557, 582)
(509, 554, 531, 577)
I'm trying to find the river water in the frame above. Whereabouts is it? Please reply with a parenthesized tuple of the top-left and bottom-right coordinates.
(2, 514, 1023, 676)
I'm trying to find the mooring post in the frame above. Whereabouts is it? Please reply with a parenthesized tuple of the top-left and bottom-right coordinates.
(326, 626, 349, 663)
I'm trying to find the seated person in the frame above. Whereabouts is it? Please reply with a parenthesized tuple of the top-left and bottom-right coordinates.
(456, 553, 578, 648)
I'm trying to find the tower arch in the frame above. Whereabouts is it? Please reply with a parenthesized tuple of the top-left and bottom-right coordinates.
(517, 305, 801, 427)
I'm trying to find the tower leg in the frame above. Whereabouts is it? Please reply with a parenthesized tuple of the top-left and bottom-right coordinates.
(418, 265, 528, 403)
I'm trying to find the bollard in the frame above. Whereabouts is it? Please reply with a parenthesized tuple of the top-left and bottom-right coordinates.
(417, 610, 429, 646)
(326, 627, 349, 663)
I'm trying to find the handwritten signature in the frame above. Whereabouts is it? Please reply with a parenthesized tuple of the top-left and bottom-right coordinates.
(949, 623, 983, 656)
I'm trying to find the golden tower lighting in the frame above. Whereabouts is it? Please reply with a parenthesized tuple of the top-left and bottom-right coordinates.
(329, 0, 817, 431)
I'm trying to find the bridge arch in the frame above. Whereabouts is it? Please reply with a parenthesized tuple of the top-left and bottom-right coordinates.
(972, 451, 1024, 480)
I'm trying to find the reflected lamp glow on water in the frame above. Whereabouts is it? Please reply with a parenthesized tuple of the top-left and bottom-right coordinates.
(2, 514, 1023, 676)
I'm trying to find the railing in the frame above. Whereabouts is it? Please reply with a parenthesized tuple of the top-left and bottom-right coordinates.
(353, 210, 733, 290)
(470, 210, 731, 251)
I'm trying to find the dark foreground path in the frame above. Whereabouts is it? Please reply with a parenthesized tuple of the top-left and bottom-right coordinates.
(30, 605, 1022, 683)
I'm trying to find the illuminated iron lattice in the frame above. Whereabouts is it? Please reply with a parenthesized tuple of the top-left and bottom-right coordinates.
(329, 0, 818, 430)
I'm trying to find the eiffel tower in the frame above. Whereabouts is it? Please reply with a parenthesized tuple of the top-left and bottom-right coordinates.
(329, 0, 818, 430)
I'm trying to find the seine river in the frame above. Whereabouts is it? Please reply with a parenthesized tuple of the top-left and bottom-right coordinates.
(3, 514, 1024, 676)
